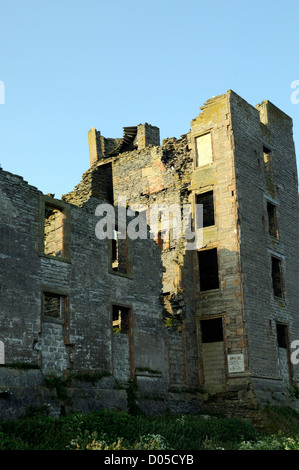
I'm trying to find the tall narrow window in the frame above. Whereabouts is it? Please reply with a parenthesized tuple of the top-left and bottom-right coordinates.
(263, 146, 275, 195)
(198, 248, 219, 291)
(112, 305, 130, 334)
(111, 228, 129, 274)
(277, 323, 288, 349)
(196, 191, 215, 228)
(195, 133, 213, 167)
(40, 197, 70, 262)
(271, 256, 283, 298)
(263, 146, 273, 177)
(267, 201, 279, 238)
(44, 205, 64, 257)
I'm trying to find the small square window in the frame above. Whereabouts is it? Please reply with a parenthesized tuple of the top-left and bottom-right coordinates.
(201, 318, 223, 343)
(43, 292, 65, 319)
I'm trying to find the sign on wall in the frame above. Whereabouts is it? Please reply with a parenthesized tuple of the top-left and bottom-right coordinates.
(227, 353, 244, 373)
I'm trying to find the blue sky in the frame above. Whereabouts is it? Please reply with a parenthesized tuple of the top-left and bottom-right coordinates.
(1, 0, 299, 198)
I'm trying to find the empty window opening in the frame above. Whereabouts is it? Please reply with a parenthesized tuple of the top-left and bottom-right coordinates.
(198, 248, 219, 291)
(93, 163, 114, 204)
(112, 305, 130, 334)
(196, 191, 215, 228)
(271, 256, 283, 298)
(277, 323, 288, 349)
(43, 292, 65, 319)
(263, 146, 275, 197)
(267, 202, 278, 238)
(44, 205, 64, 257)
(263, 146, 273, 177)
(111, 228, 129, 274)
(201, 318, 223, 343)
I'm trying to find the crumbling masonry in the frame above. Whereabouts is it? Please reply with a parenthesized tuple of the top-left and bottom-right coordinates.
(1, 90, 299, 420)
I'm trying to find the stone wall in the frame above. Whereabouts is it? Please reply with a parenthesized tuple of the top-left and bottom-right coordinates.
(188, 93, 247, 392)
(229, 91, 299, 399)
(1, 89, 299, 421)
(0, 165, 168, 418)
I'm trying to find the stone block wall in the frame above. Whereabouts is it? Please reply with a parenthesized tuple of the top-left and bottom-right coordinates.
(231, 93, 299, 388)
(230, 91, 299, 398)
(188, 93, 247, 391)
(0, 166, 168, 402)
(110, 135, 199, 390)
(1, 90, 299, 421)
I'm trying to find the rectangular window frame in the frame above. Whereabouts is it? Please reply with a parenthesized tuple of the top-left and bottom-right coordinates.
(39, 195, 71, 263)
(112, 304, 131, 334)
(41, 288, 69, 326)
(276, 322, 288, 349)
(201, 317, 224, 343)
(267, 200, 279, 239)
(197, 247, 220, 292)
(196, 190, 215, 228)
(194, 132, 214, 168)
(108, 223, 133, 278)
(271, 255, 284, 299)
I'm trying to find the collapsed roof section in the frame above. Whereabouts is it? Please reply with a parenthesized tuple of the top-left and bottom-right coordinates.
(109, 126, 138, 156)
(88, 123, 160, 167)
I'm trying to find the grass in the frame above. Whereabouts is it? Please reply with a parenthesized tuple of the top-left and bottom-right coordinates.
(0, 405, 298, 450)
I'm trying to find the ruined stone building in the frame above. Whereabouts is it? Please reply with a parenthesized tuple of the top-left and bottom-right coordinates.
(1, 90, 299, 420)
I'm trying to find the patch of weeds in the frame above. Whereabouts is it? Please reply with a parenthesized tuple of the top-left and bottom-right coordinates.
(44, 375, 70, 402)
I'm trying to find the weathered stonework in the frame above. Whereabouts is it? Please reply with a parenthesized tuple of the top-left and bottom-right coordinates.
(1, 89, 299, 420)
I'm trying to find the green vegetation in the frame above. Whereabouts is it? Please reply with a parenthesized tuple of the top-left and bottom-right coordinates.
(0, 405, 298, 450)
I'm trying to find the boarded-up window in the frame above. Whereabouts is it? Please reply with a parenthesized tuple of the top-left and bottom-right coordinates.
(198, 248, 219, 291)
(196, 191, 215, 227)
(200, 318, 226, 385)
(112, 305, 130, 334)
(195, 133, 213, 167)
(271, 256, 283, 298)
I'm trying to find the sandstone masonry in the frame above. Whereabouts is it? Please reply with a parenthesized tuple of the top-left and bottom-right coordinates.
(0, 90, 299, 420)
